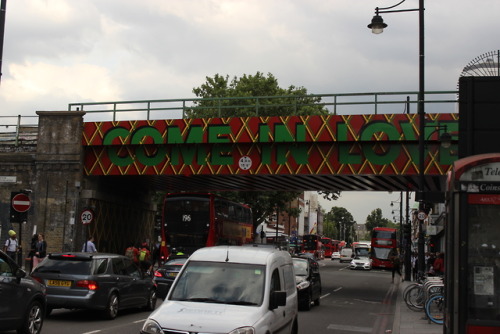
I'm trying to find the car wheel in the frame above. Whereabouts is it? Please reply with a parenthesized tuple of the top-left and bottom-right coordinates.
(103, 293, 119, 320)
(144, 289, 157, 311)
(314, 295, 320, 306)
(17, 300, 44, 334)
(300, 293, 312, 311)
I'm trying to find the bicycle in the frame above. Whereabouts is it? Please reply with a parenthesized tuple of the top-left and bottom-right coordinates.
(425, 294, 445, 324)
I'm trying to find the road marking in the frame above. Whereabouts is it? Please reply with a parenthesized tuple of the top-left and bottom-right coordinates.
(82, 331, 101, 334)
(334, 287, 342, 292)
(320, 293, 331, 299)
(327, 324, 372, 332)
(134, 319, 146, 324)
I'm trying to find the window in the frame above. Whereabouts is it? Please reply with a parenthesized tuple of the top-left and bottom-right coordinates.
(270, 268, 281, 293)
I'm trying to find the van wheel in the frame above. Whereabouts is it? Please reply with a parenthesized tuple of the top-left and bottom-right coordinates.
(291, 318, 298, 334)
(103, 293, 119, 320)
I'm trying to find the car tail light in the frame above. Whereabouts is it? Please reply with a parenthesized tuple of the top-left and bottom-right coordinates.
(31, 276, 43, 284)
(154, 270, 163, 278)
(76, 280, 99, 290)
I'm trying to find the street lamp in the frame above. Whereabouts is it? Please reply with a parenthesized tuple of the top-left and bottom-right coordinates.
(368, 0, 426, 276)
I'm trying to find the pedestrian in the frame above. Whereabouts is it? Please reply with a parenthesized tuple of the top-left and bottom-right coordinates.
(151, 240, 161, 269)
(138, 242, 152, 275)
(27, 233, 39, 272)
(432, 252, 445, 276)
(390, 248, 402, 283)
(32, 233, 47, 270)
(82, 236, 97, 253)
(125, 242, 139, 265)
(3, 230, 21, 263)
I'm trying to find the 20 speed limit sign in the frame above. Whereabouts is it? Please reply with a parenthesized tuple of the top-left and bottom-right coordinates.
(81, 209, 95, 225)
(417, 211, 427, 221)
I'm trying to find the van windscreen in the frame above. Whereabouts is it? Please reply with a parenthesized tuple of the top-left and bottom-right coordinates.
(170, 261, 266, 306)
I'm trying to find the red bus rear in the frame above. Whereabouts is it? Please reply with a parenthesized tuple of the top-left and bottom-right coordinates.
(160, 193, 253, 261)
(321, 237, 333, 257)
(302, 234, 324, 259)
(370, 227, 398, 268)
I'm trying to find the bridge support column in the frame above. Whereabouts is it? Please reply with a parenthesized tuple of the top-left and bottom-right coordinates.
(34, 110, 85, 253)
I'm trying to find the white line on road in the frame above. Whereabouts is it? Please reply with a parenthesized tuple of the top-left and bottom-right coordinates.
(320, 293, 331, 299)
(327, 324, 372, 333)
(334, 287, 343, 292)
(82, 331, 101, 334)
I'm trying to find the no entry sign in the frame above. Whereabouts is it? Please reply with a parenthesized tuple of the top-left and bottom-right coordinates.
(12, 193, 31, 212)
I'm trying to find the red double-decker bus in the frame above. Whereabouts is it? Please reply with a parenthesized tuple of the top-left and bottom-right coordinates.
(302, 234, 324, 259)
(321, 237, 340, 258)
(370, 227, 398, 268)
(160, 192, 253, 261)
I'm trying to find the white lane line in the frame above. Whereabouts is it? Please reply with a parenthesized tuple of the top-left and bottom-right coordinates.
(327, 324, 372, 332)
(320, 293, 331, 299)
(334, 287, 343, 292)
(82, 331, 101, 334)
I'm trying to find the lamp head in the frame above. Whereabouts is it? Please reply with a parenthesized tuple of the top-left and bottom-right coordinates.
(368, 15, 387, 34)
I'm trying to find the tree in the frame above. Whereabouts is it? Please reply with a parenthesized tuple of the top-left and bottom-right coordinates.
(187, 72, 329, 118)
(324, 207, 355, 243)
(365, 208, 392, 233)
(188, 72, 341, 231)
(216, 190, 302, 229)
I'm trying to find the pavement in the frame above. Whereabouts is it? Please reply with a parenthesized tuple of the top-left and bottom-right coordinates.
(392, 280, 444, 334)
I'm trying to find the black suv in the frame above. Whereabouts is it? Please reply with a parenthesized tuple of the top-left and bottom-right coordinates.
(292, 255, 322, 310)
(0, 250, 46, 334)
(31, 252, 157, 319)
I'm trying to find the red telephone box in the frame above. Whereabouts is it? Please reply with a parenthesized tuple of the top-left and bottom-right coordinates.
(445, 153, 500, 333)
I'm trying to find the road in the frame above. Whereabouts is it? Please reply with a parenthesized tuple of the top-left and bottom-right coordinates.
(2, 259, 398, 334)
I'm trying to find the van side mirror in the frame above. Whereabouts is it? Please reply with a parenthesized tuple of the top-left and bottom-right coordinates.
(269, 291, 286, 310)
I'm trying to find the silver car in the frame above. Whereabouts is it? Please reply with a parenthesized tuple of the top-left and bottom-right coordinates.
(349, 256, 372, 270)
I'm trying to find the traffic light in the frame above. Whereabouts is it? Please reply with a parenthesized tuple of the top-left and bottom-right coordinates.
(403, 224, 411, 239)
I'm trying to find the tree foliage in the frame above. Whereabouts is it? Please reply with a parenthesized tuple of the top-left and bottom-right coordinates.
(323, 206, 355, 243)
(215, 190, 302, 229)
(187, 72, 329, 118)
(365, 208, 392, 233)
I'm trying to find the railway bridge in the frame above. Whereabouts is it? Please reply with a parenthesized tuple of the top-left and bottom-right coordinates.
(0, 91, 460, 257)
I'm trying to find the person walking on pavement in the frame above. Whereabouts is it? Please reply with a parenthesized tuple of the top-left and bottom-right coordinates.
(3, 230, 21, 264)
(390, 248, 403, 283)
(82, 236, 97, 253)
(32, 233, 47, 271)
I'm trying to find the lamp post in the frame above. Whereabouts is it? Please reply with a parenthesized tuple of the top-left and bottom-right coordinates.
(368, 0, 426, 276)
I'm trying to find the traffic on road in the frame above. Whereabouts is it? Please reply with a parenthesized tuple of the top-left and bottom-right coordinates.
(0, 252, 401, 334)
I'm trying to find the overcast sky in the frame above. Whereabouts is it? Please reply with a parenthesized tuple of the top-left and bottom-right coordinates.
(1, 0, 498, 223)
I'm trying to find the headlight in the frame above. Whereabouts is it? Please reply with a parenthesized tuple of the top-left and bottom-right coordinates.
(141, 319, 163, 334)
(228, 326, 255, 334)
(297, 281, 310, 290)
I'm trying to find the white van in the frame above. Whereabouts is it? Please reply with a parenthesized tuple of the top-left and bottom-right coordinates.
(141, 245, 298, 334)
(339, 248, 353, 263)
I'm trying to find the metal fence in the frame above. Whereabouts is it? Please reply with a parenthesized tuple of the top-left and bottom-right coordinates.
(1, 91, 458, 145)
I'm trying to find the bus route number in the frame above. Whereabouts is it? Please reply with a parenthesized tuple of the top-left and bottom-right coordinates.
(182, 214, 191, 222)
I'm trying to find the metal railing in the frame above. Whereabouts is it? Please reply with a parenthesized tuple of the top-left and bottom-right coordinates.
(1, 91, 458, 146)
(68, 91, 458, 122)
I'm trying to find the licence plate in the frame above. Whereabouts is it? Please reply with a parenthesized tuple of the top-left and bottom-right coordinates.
(167, 272, 178, 278)
(47, 279, 72, 287)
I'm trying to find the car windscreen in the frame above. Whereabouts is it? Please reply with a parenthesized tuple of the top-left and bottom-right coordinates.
(169, 261, 265, 306)
(33, 258, 94, 275)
